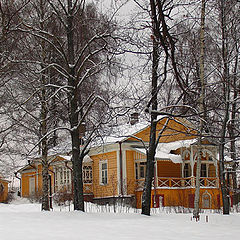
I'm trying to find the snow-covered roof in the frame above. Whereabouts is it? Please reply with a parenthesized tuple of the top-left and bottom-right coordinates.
(135, 147, 182, 163)
(0, 177, 9, 183)
(135, 139, 197, 163)
(92, 121, 150, 147)
(157, 139, 197, 154)
(58, 155, 72, 161)
(47, 116, 195, 155)
(49, 116, 193, 151)
(83, 155, 93, 163)
(58, 154, 93, 163)
(48, 140, 72, 155)
(45, 120, 150, 152)
(224, 156, 233, 162)
(104, 116, 176, 144)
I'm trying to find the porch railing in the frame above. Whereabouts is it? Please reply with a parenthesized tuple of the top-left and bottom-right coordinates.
(136, 177, 219, 190)
(157, 177, 193, 188)
(199, 177, 218, 188)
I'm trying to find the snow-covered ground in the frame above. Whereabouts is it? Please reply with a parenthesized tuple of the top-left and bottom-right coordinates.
(0, 199, 240, 240)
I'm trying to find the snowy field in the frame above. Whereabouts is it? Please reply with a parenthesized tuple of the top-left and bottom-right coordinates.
(0, 199, 240, 240)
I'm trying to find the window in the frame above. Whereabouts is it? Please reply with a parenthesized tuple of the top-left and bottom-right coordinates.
(63, 168, 67, 184)
(83, 165, 92, 183)
(135, 163, 138, 179)
(201, 164, 207, 177)
(29, 177, 35, 195)
(67, 171, 70, 184)
(135, 162, 146, 179)
(59, 167, 63, 184)
(184, 163, 191, 178)
(140, 163, 145, 178)
(54, 166, 72, 192)
(100, 161, 108, 185)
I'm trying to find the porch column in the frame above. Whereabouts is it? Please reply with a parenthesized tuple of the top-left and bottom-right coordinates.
(181, 163, 184, 178)
(155, 160, 158, 187)
(190, 145, 194, 176)
(190, 145, 195, 187)
(213, 150, 219, 188)
(36, 165, 38, 192)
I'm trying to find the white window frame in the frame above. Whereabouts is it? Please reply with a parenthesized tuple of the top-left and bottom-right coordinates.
(83, 165, 92, 183)
(54, 166, 72, 192)
(29, 177, 35, 195)
(135, 161, 147, 180)
(99, 160, 108, 185)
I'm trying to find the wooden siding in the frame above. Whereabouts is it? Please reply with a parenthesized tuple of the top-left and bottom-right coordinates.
(208, 164, 216, 177)
(21, 165, 54, 198)
(21, 171, 36, 197)
(0, 179, 8, 202)
(128, 118, 196, 143)
(136, 188, 222, 209)
(91, 151, 118, 198)
(157, 161, 181, 178)
(125, 150, 136, 195)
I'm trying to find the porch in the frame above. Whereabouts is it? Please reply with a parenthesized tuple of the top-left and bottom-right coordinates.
(134, 143, 220, 191)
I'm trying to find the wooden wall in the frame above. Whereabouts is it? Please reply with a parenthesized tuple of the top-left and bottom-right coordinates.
(0, 180, 8, 202)
(128, 118, 196, 143)
(91, 151, 118, 198)
(157, 161, 181, 178)
(21, 165, 54, 198)
(135, 188, 222, 209)
(125, 150, 137, 195)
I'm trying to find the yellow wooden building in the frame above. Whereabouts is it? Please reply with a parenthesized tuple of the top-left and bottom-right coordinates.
(17, 117, 226, 209)
(0, 177, 9, 203)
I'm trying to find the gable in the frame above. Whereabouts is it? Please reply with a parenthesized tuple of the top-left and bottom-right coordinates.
(127, 117, 196, 143)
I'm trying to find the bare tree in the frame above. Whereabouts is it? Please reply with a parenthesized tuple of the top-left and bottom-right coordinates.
(0, 0, 31, 178)
(140, 0, 188, 216)
(193, 0, 206, 219)
(15, 0, 119, 211)
(216, 0, 240, 214)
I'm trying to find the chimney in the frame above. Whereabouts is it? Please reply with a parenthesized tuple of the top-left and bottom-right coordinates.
(130, 112, 139, 125)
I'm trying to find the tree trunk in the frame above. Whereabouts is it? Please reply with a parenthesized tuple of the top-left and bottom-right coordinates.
(42, 156, 49, 211)
(193, 0, 206, 219)
(41, 81, 49, 211)
(40, 0, 49, 211)
(67, 0, 84, 211)
(228, 37, 239, 206)
(219, 145, 230, 214)
(229, 100, 238, 206)
(40, 60, 50, 211)
(219, 0, 230, 215)
(141, 0, 159, 216)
